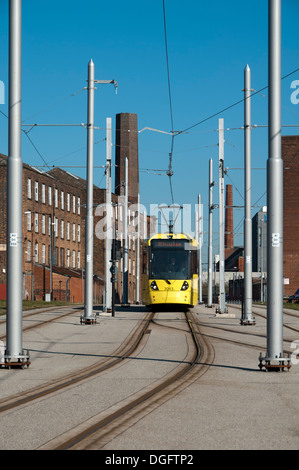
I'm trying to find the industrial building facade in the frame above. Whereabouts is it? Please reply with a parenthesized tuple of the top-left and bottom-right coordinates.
(0, 113, 144, 304)
(226, 135, 299, 302)
(282, 135, 299, 296)
(1, 127, 298, 304)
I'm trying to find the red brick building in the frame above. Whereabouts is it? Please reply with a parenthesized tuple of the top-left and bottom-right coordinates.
(0, 113, 145, 305)
(0, 155, 91, 302)
(282, 135, 299, 296)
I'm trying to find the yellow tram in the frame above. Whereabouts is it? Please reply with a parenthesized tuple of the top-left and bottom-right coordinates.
(141, 233, 198, 309)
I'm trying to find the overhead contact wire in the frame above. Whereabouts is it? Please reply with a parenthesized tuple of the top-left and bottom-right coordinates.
(163, 0, 175, 205)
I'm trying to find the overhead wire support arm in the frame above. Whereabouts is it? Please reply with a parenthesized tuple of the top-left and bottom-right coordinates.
(94, 79, 118, 94)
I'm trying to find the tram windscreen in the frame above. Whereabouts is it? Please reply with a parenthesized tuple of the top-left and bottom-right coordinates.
(149, 240, 191, 280)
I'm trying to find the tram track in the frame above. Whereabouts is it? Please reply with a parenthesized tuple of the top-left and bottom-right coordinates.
(1, 305, 298, 450)
(228, 303, 299, 335)
(0, 305, 85, 342)
(196, 304, 298, 359)
(38, 310, 214, 450)
(0, 311, 154, 413)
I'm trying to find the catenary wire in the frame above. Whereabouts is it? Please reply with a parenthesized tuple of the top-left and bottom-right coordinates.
(162, 0, 175, 205)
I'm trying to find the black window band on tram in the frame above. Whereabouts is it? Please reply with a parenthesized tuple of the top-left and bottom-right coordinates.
(150, 240, 190, 249)
(149, 239, 194, 281)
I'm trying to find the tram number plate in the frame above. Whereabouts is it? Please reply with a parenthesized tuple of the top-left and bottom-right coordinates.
(165, 287, 173, 291)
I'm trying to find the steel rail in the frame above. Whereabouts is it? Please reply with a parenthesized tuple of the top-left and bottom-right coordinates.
(0, 311, 154, 413)
(0, 305, 85, 341)
(229, 304, 299, 334)
(49, 310, 214, 450)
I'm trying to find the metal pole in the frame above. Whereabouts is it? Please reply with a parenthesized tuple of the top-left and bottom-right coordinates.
(122, 158, 129, 306)
(82, 267, 84, 304)
(5, 0, 29, 365)
(207, 158, 213, 307)
(261, 224, 264, 303)
(104, 117, 112, 313)
(111, 223, 116, 317)
(217, 118, 227, 314)
(198, 194, 202, 303)
(50, 214, 53, 300)
(242, 65, 255, 325)
(136, 193, 140, 304)
(82, 59, 96, 324)
(259, 0, 290, 370)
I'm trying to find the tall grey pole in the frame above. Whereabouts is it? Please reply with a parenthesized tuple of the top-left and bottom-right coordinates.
(261, 224, 264, 303)
(207, 158, 213, 308)
(198, 194, 202, 303)
(104, 117, 112, 313)
(122, 157, 129, 306)
(259, 0, 290, 370)
(136, 193, 140, 304)
(5, 0, 29, 366)
(81, 59, 96, 324)
(217, 118, 227, 314)
(242, 65, 255, 325)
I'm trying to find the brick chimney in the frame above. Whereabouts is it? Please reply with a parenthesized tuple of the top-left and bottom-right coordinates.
(225, 184, 234, 259)
(115, 113, 139, 204)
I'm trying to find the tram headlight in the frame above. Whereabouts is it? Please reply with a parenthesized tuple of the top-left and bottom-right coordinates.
(181, 281, 189, 291)
(150, 280, 159, 290)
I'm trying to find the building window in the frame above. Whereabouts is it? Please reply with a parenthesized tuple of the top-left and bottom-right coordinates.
(73, 195, 76, 213)
(27, 240, 31, 261)
(48, 186, 52, 205)
(77, 251, 80, 269)
(72, 223, 76, 241)
(61, 191, 64, 210)
(34, 181, 38, 201)
(42, 184, 45, 203)
(55, 188, 58, 208)
(42, 215, 46, 234)
(61, 220, 64, 239)
(77, 197, 80, 215)
(48, 216, 52, 236)
(34, 242, 38, 263)
(42, 244, 46, 264)
(72, 250, 76, 268)
(67, 222, 70, 240)
(27, 178, 32, 199)
(67, 248, 70, 267)
(60, 247, 65, 267)
(77, 224, 80, 242)
(67, 193, 70, 212)
(34, 213, 39, 233)
(26, 211, 32, 231)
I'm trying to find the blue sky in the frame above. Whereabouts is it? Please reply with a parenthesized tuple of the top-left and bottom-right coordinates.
(0, 0, 298, 261)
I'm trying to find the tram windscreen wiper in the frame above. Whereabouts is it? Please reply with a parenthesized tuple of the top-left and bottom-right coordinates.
(165, 279, 171, 284)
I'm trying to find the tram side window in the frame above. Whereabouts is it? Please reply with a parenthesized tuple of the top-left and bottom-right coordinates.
(191, 250, 198, 275)
(142, 246, 148, 275)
